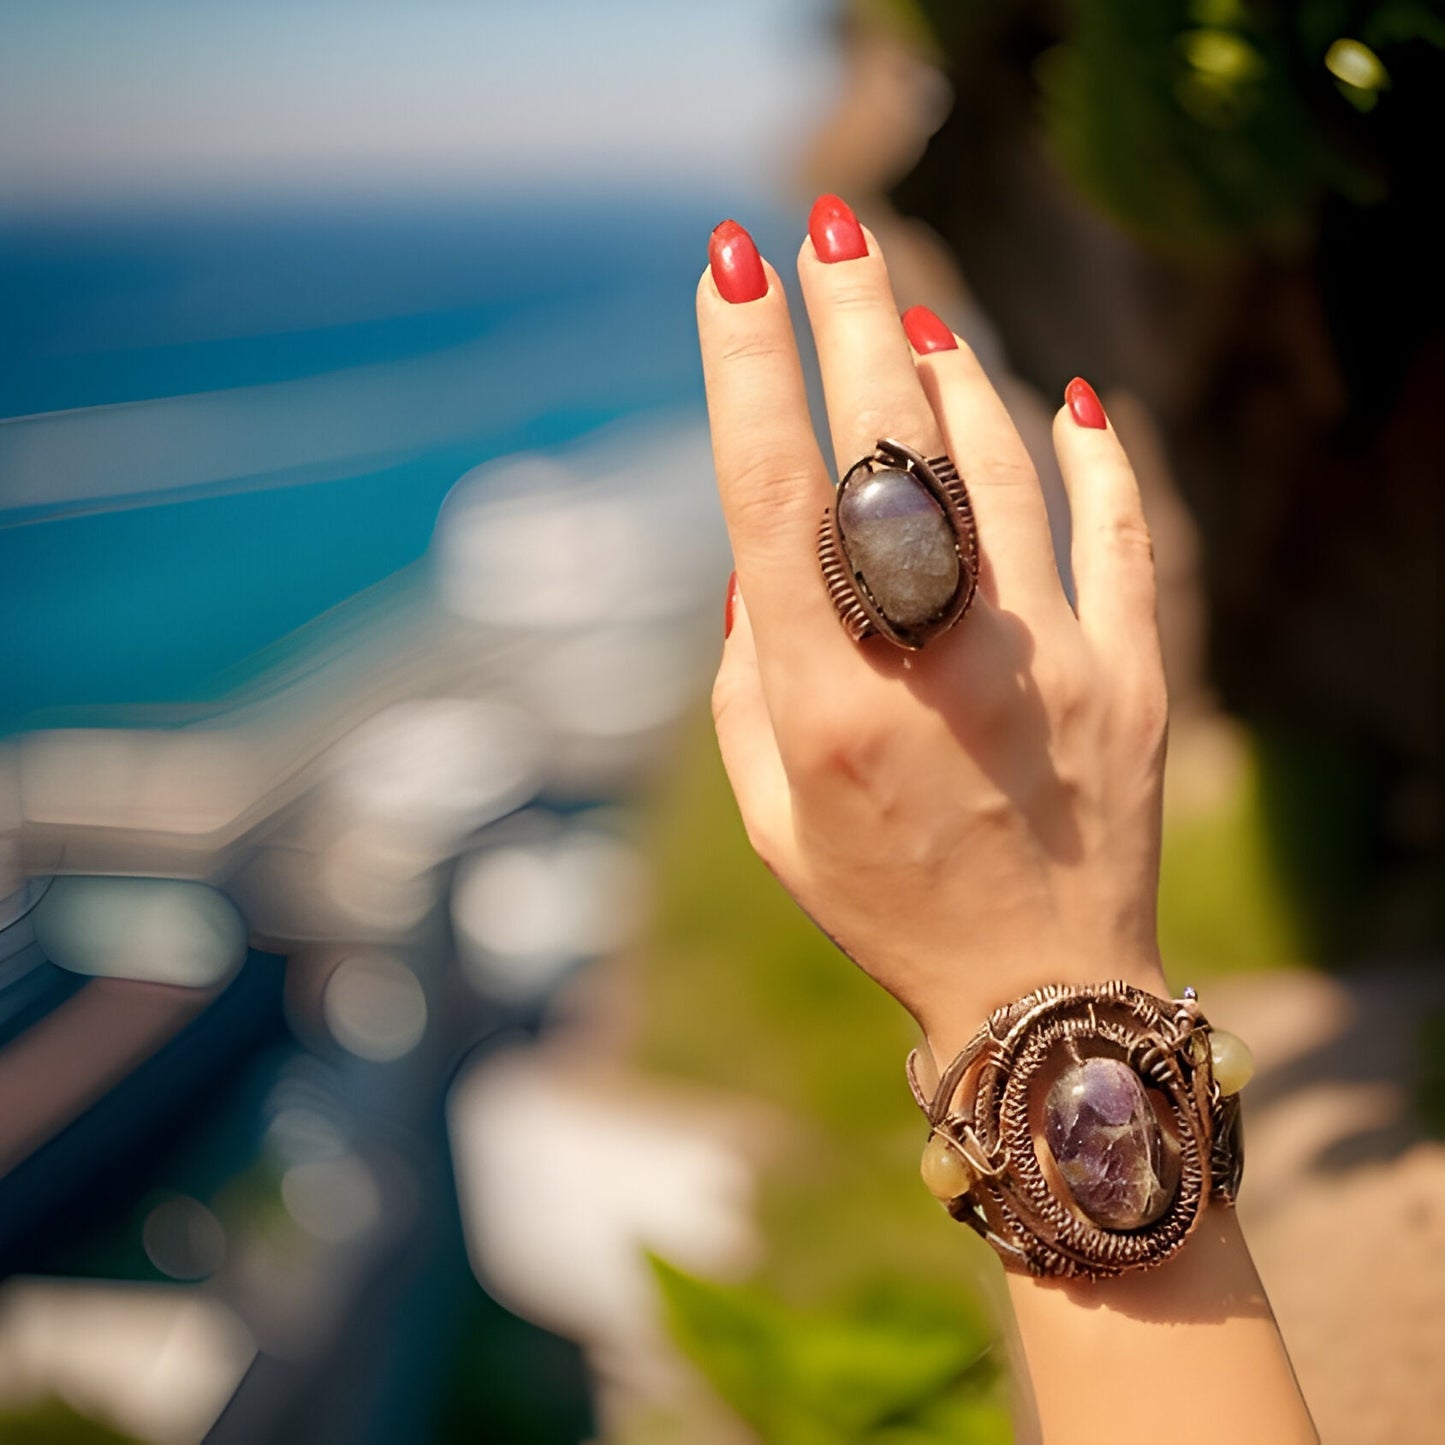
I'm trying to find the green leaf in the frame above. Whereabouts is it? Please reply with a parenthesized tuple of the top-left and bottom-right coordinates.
(0, 1397, 143, 1444)
(649, 1255, 791, 1435)
(872, 1384, 1014, 1445)
(649, 1257, 1007, 1443)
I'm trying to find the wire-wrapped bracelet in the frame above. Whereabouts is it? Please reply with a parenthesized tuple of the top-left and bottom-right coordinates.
(908, 980, 1252, 1280)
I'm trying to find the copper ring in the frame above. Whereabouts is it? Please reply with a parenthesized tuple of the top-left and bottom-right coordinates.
(817, 438, 979, 650)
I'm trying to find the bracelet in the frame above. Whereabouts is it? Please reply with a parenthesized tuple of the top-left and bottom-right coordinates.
(907, 980, 1252, 1280)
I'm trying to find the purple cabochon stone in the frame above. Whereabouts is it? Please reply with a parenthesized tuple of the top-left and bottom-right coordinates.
(1043, 1056, 1175, 1230)
(837, 469, 959, 628)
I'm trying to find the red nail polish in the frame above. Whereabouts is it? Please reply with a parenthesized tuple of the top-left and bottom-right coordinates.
(808, 193, 867, 264)
(902, 305, 957, 355)
(709, 220, 767, 304)
(1065, 376, 1107, 429)
(723, 572, 739, 638)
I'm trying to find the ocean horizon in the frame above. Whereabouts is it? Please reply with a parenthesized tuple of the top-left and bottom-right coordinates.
(0, 187, 792, 735)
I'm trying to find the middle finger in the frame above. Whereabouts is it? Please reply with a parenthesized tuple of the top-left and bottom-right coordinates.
(797, 195, 944, 479)
(799, 197, 1066, 621)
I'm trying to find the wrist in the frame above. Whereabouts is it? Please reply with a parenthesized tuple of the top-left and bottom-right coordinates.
(919, 951, 1171, 1068)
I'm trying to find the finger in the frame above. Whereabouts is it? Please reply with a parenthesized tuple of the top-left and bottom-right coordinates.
(1052, 379, 1163, 682)
(905, 306, 1070, 617)
(697, 221, 849, 683)
(713, 577, 791, 856)
(796, 197, 944, 476)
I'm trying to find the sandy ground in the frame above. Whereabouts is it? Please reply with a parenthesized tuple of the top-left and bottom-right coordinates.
(1206, 966, 1445, 1444)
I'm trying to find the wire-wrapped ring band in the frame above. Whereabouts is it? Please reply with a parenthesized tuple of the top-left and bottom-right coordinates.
(818, 438, 979, 650)
(908, 980, 1247, 1279)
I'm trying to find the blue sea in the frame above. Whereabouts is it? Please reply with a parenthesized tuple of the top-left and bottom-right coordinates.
(0, 190, 792, 736)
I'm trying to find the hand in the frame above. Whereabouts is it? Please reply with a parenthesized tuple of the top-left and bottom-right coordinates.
(700, 199, 1319, 1445)
(700, 200, 1170, 1060)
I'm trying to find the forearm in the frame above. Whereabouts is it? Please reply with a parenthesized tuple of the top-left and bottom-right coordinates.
(1007, 1208, 1316, 1444)
(927, 970, 1317, 1445)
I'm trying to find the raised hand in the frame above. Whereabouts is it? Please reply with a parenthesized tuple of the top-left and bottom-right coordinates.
(702, 200, 1169, 1062)
(697, 196, 1317, 1444)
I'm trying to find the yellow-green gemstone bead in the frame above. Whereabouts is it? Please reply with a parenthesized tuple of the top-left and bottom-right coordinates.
(920, 1134, 972, 1201)
(1210, 1030, 1255, 1095)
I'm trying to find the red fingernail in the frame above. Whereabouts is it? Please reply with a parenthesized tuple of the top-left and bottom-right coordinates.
(723, 571, 739, 638)
(808, 193, 867, 264)
(902, 305, 957, 355)
(709, 220, 767, 304)
(1066, 376, 1107, 429)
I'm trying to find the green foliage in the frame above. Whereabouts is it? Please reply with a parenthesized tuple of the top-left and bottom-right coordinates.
(637, 714, 1010, 1437)
(897, 0, 1445, 249)
(1037, 0, 1368, 247)
(1249, 725, 1392, 965)
(649, 1258, 1010, 1445)
(1158, 728, 1306, 978)
(0, 1398, 142, 1445)
(639, 711, 918, 1137)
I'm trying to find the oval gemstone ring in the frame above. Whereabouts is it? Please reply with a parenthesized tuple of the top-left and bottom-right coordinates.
(817, 439, 979, 650)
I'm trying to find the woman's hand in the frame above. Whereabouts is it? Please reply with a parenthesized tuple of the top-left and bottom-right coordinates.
(701, 200, 1170, 1060)
(700, 195, 1319, 1445)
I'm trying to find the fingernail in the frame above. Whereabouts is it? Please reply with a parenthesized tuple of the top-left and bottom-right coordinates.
(724, 571, 739, 638)
(1065, 376, 1107, 429)
(710, 220, 767, 304)
(902, 305, 957, 355)
(808, 193, 868, 264)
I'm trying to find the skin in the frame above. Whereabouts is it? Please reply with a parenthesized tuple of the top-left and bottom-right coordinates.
(698, 221, 1319, 1443)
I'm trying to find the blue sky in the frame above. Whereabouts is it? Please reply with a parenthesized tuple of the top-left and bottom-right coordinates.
(0, 0, 839, 202)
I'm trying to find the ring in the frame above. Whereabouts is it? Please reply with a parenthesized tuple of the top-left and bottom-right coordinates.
(817, 439, 979, 650)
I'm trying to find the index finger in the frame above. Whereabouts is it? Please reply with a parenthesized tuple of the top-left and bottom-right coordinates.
(697, 221, 853, 685)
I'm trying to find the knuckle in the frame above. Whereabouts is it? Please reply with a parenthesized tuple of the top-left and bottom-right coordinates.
(711, 654, 755, 740)
(741, 811, 784, 871)
(710, 668, 736, 728)
(822, 275, 890, 316)
(1049, 661, 1093, 726)
(717, 331, 787, 368)
(955, 657, 1018, 729)
(974, 453, 1039, 492)
(1103, 512, 1156, 564)
(725, 447, 816, 512)
(1137, 687, 1170, 745)
(726, 776, 788, 873)
(789, 708, 886, 787)
(1120, 680, 1169, 752)
(1032, 641, 1092, 718)
(849, 403, 935, 454)
(788, 711, 850, 770)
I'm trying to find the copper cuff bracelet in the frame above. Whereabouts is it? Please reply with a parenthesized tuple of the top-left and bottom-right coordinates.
(908, 980, 1251, 1279)
(818, 438, 979, 650)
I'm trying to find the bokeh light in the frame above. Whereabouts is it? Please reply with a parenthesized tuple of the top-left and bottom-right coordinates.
(321, 952, 428, 1063)
(32, 877, 247, 988)
(141, 1195, 227, 1281)
(452, 812, 650, 1002)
